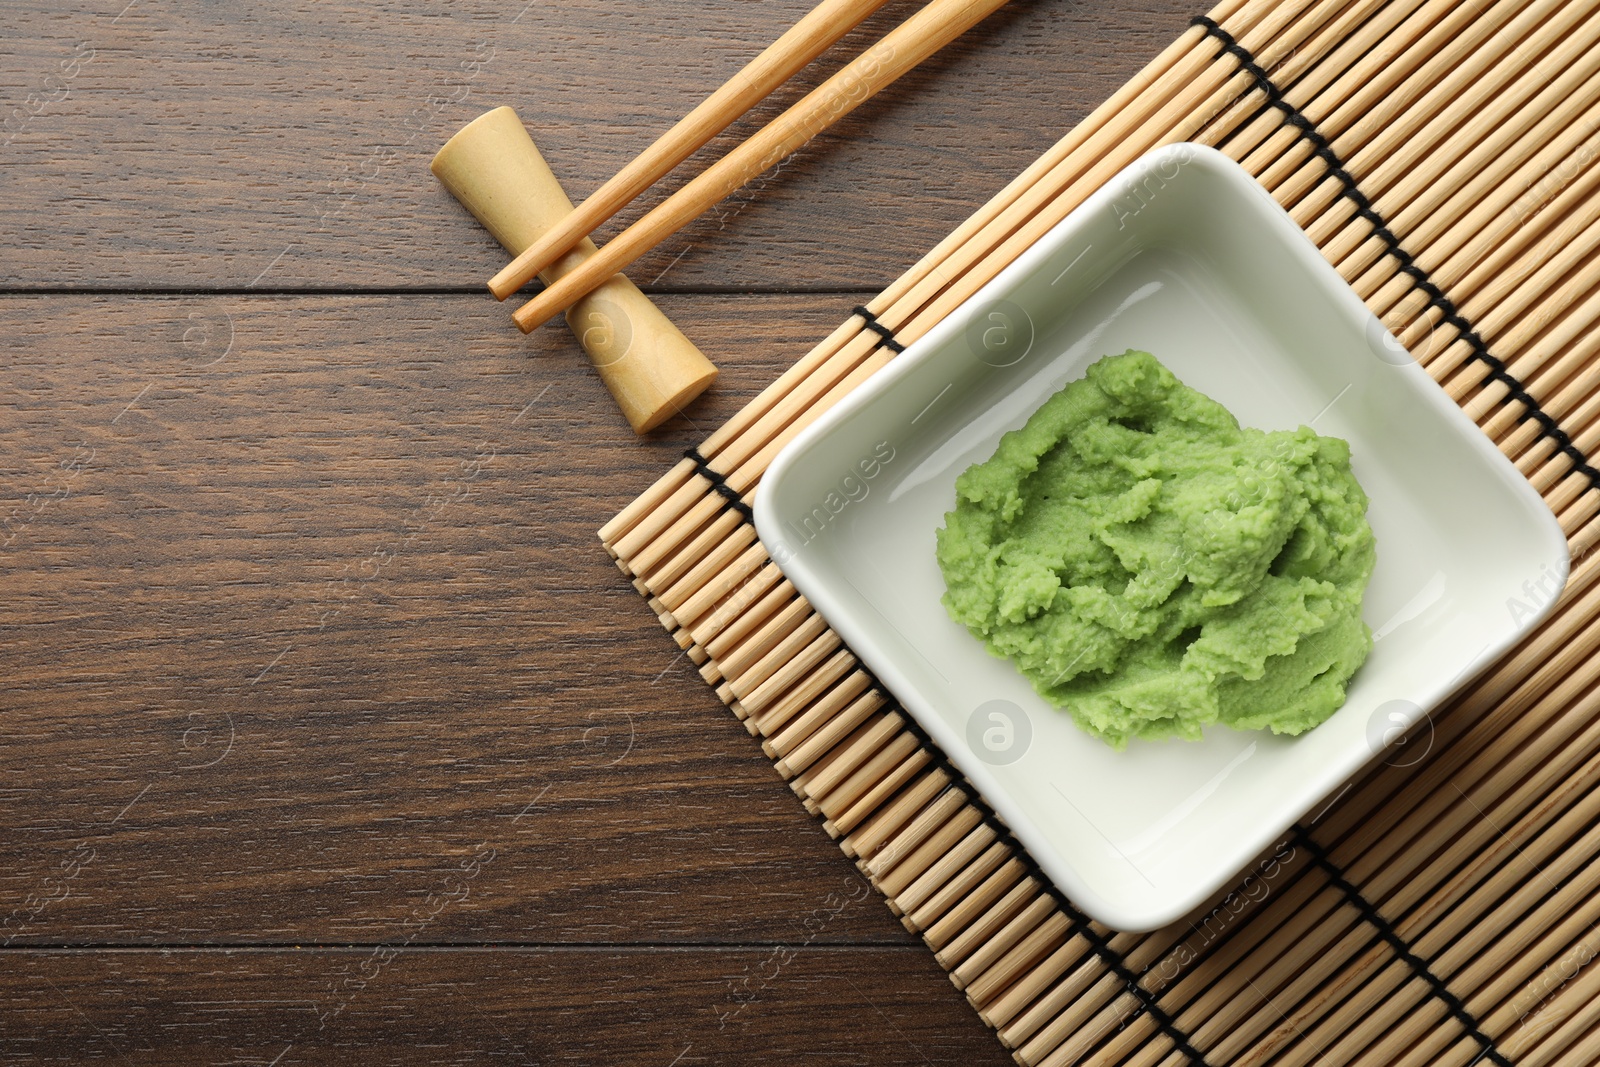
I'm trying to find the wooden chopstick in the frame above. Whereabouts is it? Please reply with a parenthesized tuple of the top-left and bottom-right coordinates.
(510, 0, 1014, 334)
(488, 0, 896, 301)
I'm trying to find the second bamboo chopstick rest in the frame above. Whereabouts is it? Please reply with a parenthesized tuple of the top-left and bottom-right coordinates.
(431, 106, 717, 434)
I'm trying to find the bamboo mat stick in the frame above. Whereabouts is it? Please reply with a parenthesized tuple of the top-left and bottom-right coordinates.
(861, 781, 975, 874)
(1508, 960, 1600, 1064)
(1247, 0, 1484, 189)
(705, 575, 795, 660)
(942, 878, 1046, 972)
(1271, 0, 1527, 205)
(770, 683, 879, 771)
(512, 0, 1018, 332)
(704, 331, 884, 481)
(699, 572, 792, 662)
(1325, 633, 1600, 904)
(657, 526, 758, 609)
(922, 855, 1028, 949)
(1273, 16, 1586, 266)
(905, 839, 1010, 931)
(967, 911, 1074, 1006)
(1152, 655, 1600, 1062)
(1329, 0, 1551, 154)
(799, 712, 908, 807)
(1369, 778, 1600, 1065)
(1014, 928, 1193, 1063)
(717, 595, 814, 682)
(829, 747, 933, 834)
(1315, 60, 1600, 299)
(976, 923, 1163, 1034)
(1356, 189, 1600, 415)
(1361, 133, 1600, 382)
(1498, 340, 1600, 446)
(1494, 312, 1600, 422)
(1059, 850, 1324, 1057)
(880, 807, 988, 899)
(894, 823, 997, 914)
(1159, 925, 1389, 1067)
(1468, 292, 1600, 427)
(1232, 705, 1600, 1066)
(1234, 0, 1491, 200)
(636, 508, 746, 590)
(1335, 1, 1600, 271)
(976, 929, 1136, 1032)
(599, 456, 695, 550)
(697, 317, 867, 462)
(864, 787, 966, 878)
(1100, 885, 1366, 1064)
(750, 656, 861, 740)
(1090, 571, 1600, 1063)
(982, 933, 1098, 1030)
(1484, 921, 1600, 1062)
(1085, 868, 1329, 1036)
(1352, 2, 1600, 225)
(1446, 131, 1600, 305)
(1378, 71, 1600, 303)
(1199, 0, 1434, 162)
(737, 632, 845, 719)
(1458, 238, 1600, 387)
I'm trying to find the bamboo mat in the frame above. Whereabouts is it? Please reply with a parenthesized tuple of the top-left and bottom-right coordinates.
(600, 0, 1600, 1062)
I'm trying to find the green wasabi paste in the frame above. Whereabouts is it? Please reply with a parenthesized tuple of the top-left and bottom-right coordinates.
(936, 350, 1376, 749)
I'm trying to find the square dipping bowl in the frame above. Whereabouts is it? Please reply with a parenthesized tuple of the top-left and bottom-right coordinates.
(754, 143, 1571, 931)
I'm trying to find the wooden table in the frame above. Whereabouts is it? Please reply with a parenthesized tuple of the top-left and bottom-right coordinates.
(2, 1, 1196, 1061)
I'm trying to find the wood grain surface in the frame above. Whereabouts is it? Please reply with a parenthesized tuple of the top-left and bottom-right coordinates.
(1, 0, 1198, 1062)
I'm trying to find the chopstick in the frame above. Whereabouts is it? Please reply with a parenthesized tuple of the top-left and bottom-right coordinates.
(488, 0, 896, 301)
(510, 0, 1014, 334)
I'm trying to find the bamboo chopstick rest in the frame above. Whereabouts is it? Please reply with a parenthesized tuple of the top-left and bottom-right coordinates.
(431, 106, 717, 434)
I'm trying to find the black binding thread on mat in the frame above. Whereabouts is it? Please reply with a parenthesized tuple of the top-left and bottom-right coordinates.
(853, 306, 907, 353)
(1192, 15, 1600, 495)
(1293, 826, 1514, 1066)
(684, 447, 755, 524)
(857, 675, 1213, 1066)
(682, 306, 905, 523)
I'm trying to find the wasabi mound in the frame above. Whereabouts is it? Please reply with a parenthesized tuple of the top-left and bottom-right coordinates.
(936, 350, 1376, 749)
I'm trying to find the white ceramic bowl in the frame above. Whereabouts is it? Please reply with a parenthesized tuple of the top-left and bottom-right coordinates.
(755, 143, 1570, 931)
